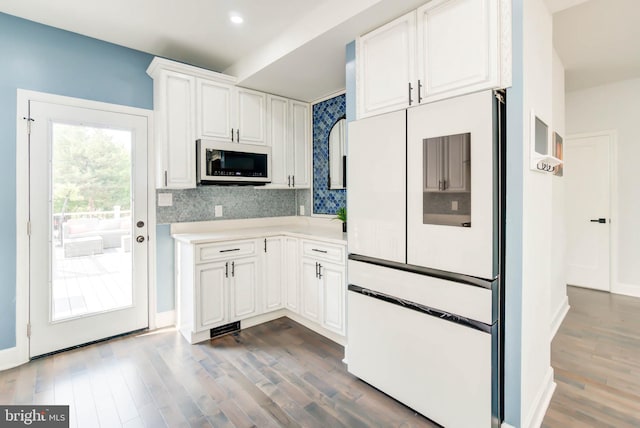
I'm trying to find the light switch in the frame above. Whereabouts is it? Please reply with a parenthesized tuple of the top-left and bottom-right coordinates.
(158, 193, 173, 207)
(451, 200, 458, 211)
(215, 205, 223, 217)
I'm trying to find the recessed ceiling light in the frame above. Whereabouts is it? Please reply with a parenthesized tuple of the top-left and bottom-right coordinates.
(230, 14, 244, 24)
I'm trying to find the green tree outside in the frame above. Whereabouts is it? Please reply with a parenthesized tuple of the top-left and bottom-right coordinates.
(52, 123, 131, 214)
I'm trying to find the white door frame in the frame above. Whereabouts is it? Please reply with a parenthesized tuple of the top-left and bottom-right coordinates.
(565, 130, 620, 295)
(11, 89, 156, 368)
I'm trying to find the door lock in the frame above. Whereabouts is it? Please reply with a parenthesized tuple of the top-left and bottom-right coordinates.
(136, 221, 144, 228)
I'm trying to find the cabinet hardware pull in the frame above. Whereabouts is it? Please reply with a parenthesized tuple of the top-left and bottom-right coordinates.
(164, 170, 168, 187)
(220, 248, 240, 253)
(236, 129, 240, 143)
(231, 261, 235, 277)
(408, 82, 414, 106)
(312, 248, 328, 253)
(418, 80, 423, 103)
(315, 262, 319, 278)
(590, 218, 607, 224)
(264, 238, 267, 253)
(292, 175, 295, 187)
(318, 264, 323, 279)
(288, 176, 291, 187)
(225, 262, 229, 278)
(231, 128, 234, 142)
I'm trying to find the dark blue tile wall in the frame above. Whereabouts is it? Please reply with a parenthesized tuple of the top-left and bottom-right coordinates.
(313, 94, 346, 215)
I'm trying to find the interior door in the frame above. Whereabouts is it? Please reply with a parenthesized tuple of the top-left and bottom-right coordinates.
(565, 133, 611, 291)
(407, 90, 496, 279)
(29, 99, 149, 357)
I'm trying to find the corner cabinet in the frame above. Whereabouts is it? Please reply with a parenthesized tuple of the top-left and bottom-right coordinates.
(175, 233, 346, 344)
(266, 95, 311, 188)
(357, 0, 509, 119)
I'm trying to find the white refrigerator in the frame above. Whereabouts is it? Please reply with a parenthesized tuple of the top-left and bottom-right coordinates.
(346, 90, 504, 428)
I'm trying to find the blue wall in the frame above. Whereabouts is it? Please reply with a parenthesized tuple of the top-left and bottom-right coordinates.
(504, 0, 524, 425)
(0, 12, 153, 350)
(345, 42, 357, 123)
(312, 94, 347, 215)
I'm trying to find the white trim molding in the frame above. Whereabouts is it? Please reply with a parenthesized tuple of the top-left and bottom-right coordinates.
(13, 89, 155, 371)
(550, 296, 570, 340)
(611, 282, 640, 299)
(155, 310, 176, 329)
(524, 368, 556, 428)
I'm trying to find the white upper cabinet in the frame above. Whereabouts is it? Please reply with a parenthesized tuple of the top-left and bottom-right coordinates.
(356, 0, 507, 119)
(197, 78, 234, 142)
(417, 0, 499, 102)
(151, 69, 196, 189)
(266, 96, 310, 189)
(357, 12, 417, 119)
(198, 81, 266, 145)
(424, 133, 470, 192)
(236, 88, 266, 145)
(291, 101, 311, 188)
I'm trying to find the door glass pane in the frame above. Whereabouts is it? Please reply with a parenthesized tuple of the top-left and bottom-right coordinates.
(423, 132, 471, 227)
(51, 123, 133, 321)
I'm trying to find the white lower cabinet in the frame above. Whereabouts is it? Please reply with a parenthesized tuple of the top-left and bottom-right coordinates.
(284, 237, 300, 313)
(176, 235, 346, 344)
(263, 237, 284, 312)
(300, 240, 347, 336)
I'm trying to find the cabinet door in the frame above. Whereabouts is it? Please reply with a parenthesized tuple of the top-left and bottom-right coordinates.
(264, 237, 284, 312)
(357, 11, 417, 119)
(230, 257, 259, 320)
(285, 238, 300, 313)
(424, 137, 444, 191)
(196, 262, 227, 330)
(301, 258, 320, 322)
(236, 88, 266, 145)
(267, 95, 293, 187)
(417, 0, 499, 102)
(197, 78, 234, 142)
(290, 101, 310, 188)
(320, 262, 345, 335)
(445, 133, 470, 192)
(158, 70, 196, 188)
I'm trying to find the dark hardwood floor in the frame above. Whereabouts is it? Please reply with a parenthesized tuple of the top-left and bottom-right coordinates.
(0, 317, 437, 428)
(543, 286, 640, 427)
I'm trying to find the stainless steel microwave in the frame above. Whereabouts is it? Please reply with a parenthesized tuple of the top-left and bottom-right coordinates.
(196, 140, 271, 185)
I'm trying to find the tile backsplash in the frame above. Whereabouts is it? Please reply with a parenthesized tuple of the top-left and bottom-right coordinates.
(156, 187, 310, 224)
(313, 94, 347, 215)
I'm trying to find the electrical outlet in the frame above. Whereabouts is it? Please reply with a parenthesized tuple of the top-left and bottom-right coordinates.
(158, 193, 173, 207)
(300, 205, 305, 216)
(215, 205, 223, 217)
(451, 200, 458, 211)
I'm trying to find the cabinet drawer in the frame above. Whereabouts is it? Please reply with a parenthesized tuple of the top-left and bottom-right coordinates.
(196, 240, 256, 263)
(302, 240, 345, 264)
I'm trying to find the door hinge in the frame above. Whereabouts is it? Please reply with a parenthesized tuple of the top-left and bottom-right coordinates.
(27, 323, 31, 338)
(27, 221, 31, 236)
(23, 116, 34, 135)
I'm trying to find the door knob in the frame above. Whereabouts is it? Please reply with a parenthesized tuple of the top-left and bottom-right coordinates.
(590, 218, 607, 224)
(136, 235, 145, 243)
(136, 221, 144, 228)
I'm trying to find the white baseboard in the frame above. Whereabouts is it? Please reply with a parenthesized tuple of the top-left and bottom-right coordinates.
(611, 282, 640, 299)
(524, 367, 556, 428)
(0, 345, 28, 372)
(550, 296, 570, 340)
(155, 310, 176, 329)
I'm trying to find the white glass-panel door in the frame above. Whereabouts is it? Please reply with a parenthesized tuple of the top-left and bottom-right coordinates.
(29, 99, 148, 357)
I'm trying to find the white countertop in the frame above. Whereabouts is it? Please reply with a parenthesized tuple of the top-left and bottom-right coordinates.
(171, 216, 347, 245)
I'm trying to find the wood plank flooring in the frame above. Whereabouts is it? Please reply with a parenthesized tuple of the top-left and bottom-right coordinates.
(543, 286, 640, 427)
(0, 317, 437, 428)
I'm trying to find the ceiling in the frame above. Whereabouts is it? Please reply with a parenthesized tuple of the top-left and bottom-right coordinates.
(2, 0, 638, 99)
